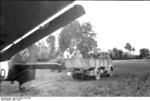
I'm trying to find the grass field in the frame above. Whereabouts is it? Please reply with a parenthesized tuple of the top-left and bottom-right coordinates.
(1, 59, 150, 96)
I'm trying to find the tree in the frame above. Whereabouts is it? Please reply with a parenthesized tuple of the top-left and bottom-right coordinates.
(109, 48, 123, 60)
(11, 44, 39, 63)
(58, 21, 97, 57)
(37, 41, 50, 61)
(118, 50, 123, 59)
(139, 48, 150, 58)
(122, 52, 130, 59)
(132, 47, 135, 55)
(46, 35, 56, 57)
(58, 21, 82, 51)
(124, 43, 132, 54)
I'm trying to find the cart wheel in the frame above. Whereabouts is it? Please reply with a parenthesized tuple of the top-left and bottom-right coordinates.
(108, 67, 113, 77)
(19, 86, 26, 91)
(95, 69, 101, 80)
(110, 66, 113, 71)
(108, 71, 112, 77)
(72, 73, 80, 79)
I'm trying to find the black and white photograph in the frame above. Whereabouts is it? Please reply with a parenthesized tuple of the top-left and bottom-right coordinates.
(0, 0, 150, 100)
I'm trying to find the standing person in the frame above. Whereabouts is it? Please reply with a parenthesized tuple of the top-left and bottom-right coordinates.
(63, 48, 71, 58)
(76, 50, 83, 58)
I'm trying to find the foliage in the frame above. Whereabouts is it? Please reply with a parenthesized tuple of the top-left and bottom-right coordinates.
(109, 48, 139, 60)
(132, 47, 135, 55)
(124, 43, 136, 55)
(58, 21, 97, 57)
(109, 46, 150, 60)
(37, 46, 50, 61)
(27, 44, 40, 62)
(124, 43, 132, 52)
(109, 48, 123, 60)
(11, 44, 39, 63)
(46, 35, 56, 57)
(139, 48, 150, 58)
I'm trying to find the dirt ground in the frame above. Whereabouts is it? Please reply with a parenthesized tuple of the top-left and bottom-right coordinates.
(1, 59, 150, 96)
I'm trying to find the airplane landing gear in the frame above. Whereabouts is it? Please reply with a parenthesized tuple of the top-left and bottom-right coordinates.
(19, 82, 26, 91)
(19, 86, 26, 91)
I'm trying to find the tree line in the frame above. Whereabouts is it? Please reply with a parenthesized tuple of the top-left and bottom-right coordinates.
(109, 43, 150, 60)
(12, 20, 150, 62)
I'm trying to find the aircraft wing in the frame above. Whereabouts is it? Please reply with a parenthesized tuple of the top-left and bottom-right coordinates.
(0, 1, 85, 61)
(14, 62, 63, 70)
(1, 1, 74, 50)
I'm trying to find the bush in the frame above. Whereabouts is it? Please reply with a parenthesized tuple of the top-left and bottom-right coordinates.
(37, 47, 50, 61)
(143, 56, 150, 59)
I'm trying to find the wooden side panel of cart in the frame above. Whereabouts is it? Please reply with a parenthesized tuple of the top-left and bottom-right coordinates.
(65, 58, 111, 70)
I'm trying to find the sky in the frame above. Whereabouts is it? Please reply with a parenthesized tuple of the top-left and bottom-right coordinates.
(37, 1, 150, 55)
(74, 1, 150, 54)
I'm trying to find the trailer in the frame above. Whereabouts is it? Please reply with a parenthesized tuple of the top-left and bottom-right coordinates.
(65, 52, 114, 80)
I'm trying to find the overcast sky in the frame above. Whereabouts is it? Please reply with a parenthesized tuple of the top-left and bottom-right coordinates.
(75, 1, 150, 54)
(39, 1, 150, 55)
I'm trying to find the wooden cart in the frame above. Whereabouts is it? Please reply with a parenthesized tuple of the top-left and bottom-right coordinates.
(65, 52, 113, 80)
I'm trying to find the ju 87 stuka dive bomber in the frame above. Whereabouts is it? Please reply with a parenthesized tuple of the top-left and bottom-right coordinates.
(0, 1, 85, 90)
